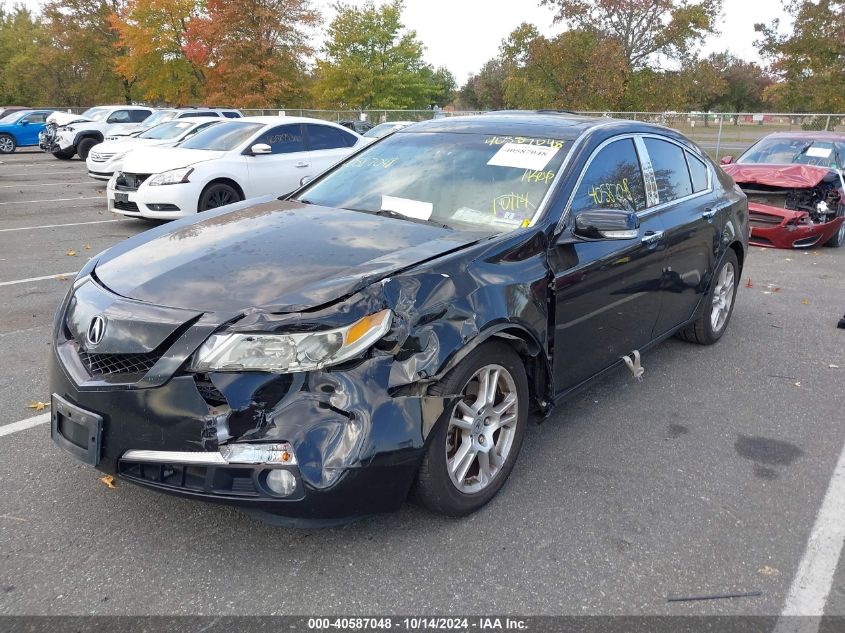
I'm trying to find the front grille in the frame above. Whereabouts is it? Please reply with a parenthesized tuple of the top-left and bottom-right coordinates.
(113, 200, 140, 213)
(78, 349, 162, 379)
(90, 152, 115, 163)
(115, 172, 151, 192)
(749, 212, 783, 228)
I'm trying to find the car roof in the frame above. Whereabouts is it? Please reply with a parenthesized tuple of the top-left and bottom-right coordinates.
(401, 111, 626, 140)
(238, 116, 352, 127)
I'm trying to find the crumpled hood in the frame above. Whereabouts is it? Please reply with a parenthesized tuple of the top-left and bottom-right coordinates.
(122, 147, 225, 173)
(47, 111, 91, 127)
(94, 200, 488, 313)
(723, 163, 833, 189)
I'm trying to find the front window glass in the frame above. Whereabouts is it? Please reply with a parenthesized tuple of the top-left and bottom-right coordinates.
(254, 124, 305, 154)
(179, 121, 264, 151)
(141, 111, 177, 127)
(570, 139, 647, 214)
(297, 131, 571, 232)
(138, 121, 196, 140)
(738, 137, 841, 169)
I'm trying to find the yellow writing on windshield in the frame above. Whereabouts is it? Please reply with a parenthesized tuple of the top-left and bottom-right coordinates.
(522, 169, 555, 184)
(485, 136, 565, 149)
(347, 156, 399, 169)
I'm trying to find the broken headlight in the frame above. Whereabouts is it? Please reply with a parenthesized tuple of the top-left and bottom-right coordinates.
(190, 309, 392, 373)
(148, 167, 193, 186)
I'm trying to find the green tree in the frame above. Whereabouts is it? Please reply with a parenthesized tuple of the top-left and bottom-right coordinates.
(312, 0, 441, 109)
(0, 6, 46, 105)
(756, 0, 845, 112)
(458, 58, 508, 110)
(540, 0, 723, 70)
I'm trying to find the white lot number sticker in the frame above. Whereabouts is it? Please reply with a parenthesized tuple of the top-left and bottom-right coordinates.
(381, 195, 433, 221)
(807, 146, 832, 159)
(488, 143, 559, 171)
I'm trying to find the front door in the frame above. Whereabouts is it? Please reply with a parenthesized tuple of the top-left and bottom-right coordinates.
(245, 123, 311, 197)
(550, 137, 667, 393)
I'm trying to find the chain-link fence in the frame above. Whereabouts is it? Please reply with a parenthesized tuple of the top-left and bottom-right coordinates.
(40, 107, 845, 160)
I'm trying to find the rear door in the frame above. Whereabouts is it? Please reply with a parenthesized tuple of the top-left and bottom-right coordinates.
(303, 123, 359, 174)
(641, 136, 721, 337)
(244, 123, 308, 197)
(551, 136, 668, 393)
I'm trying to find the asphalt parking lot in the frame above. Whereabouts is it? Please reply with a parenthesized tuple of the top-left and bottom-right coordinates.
(0, 148, 844, 619)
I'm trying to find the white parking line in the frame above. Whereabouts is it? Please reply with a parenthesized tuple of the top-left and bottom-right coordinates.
(0, 219, 119, 233)
(0, 196, 101, 206)
(773, 441, 845, 633)
(0, 272, 77, 287)
(0, 182, 96, 188)
(0, 413, 50, 438)
(2, 171, 83, 177)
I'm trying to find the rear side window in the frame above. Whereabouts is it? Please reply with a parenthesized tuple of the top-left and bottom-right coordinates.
(571, 138, 647, 214)
(644, 138, 692, 202)
(306, 124, 358, 150)
(254, 124, 305, 154)
(179, 111, 217, 118)
(129, 110, 153, 122)
(222, 111, 242, 118)
(686, 151, 709, 192)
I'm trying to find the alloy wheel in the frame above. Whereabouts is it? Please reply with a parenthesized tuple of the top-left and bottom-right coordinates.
(710, 261, 736, 334)
(445, 364, 519, 495)
(0, 137, 13, 153)
(206, 188, 237, 209)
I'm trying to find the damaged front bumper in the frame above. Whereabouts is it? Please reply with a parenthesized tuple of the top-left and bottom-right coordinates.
(748, 201, 845, 248)
(48, 280, 443, 522)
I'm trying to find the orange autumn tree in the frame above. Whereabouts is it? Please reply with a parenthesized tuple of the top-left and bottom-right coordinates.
(111, 0, 207, 104)
(185, 0, 319, 108)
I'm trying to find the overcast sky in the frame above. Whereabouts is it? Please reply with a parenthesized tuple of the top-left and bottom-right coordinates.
(20, 0, 792, 83)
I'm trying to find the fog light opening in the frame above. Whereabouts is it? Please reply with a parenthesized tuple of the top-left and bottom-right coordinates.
(265, 469, 297, 496)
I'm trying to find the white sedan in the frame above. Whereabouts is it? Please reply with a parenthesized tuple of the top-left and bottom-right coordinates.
(87, 118, 222, 181)
(107, 117, 362, 219)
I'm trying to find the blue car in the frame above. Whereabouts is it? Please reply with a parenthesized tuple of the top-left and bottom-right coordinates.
(0, 109, 54, 154)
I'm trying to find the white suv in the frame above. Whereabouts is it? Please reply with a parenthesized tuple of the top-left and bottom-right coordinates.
(39, 105, 155, 160)
(106, 108, 243, 140)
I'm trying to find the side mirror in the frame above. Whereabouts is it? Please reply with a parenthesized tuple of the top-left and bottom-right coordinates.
(720, 155, 733, 165)
(250, 143, 272, 155)
(299, 176, 313, 187)
(19, 120, 29, 126)
(573, 209, 640, 240)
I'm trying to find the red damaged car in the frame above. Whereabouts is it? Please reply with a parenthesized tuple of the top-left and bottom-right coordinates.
(721, 132, 845, 248)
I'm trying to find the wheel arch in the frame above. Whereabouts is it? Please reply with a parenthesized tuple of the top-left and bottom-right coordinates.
(728, 240, 745, 273)
(73, 131, 104, 145)
(201, 177, 245, 200)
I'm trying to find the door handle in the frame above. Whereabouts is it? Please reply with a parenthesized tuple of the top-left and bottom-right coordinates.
(642, 230, 664, 245)
(295, 162, 309, 168)
(702, 208, 718, 219)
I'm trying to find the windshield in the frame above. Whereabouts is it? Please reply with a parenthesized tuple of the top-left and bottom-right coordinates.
(738, 137, 842, 169)
(81, 107, 110, 122)
(363, 122, 410, 138)
(0, 111, 25, 123)
(139, 120, 197, 140)
(296, 131, 571, 232)
(179, 121, 263, 151)
(139, 110, 176, 128)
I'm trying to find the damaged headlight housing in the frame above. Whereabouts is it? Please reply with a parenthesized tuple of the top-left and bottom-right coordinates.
(190, 309, 392, 373)
(148, 166, 193, 186)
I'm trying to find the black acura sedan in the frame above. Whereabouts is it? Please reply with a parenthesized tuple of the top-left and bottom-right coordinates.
(50, 112, 748, 524)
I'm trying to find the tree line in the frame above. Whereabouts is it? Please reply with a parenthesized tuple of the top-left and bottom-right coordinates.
(0, 0, 841, 113)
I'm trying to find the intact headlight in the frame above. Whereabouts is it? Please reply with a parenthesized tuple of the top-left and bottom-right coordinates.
(190, 309, 392, 373)
(148, 167, 193, 186)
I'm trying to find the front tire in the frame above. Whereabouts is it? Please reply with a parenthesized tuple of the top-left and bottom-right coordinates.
(824, 220, 845, 248)
(677, 249, 739, 345)
(198, 182, 242, 212)
(52, 148, 75, 160)
(75, 138, 98, 161)
(413, 342, 529, 517)
(0, 134, 16, 154)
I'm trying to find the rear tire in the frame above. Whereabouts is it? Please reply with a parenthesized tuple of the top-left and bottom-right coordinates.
(677, 249, 739, 345)
(413, 342, 528, 517)
(75, 138, 99, 161)
(198, 182, 242, 212)
(52, 149, 75, 160)
(0, 134, 16, 154)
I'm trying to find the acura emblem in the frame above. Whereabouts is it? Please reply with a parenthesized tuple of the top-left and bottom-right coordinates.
(87, 315, 106, 347)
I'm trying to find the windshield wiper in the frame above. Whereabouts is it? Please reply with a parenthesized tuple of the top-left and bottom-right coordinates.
(374, 208, 452, 230)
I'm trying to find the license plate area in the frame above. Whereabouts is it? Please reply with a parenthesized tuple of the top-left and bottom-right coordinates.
(51, 394, 102, 466)
(114, 192, 129, 204)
